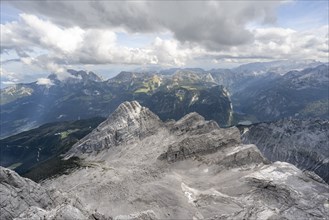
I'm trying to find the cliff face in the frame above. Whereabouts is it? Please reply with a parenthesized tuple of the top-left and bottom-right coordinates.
(2, 101, 329, 219)
(232, 65, 329, 123)
(52, 102, 329, 219)
(0, 166, 107, 220)
(241, 118, 329, 184)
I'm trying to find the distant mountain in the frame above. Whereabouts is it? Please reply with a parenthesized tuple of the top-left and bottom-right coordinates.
(1, 69, 232, 138)
(232, 64, 329, 122)
(209, 59, 323, 94)
(107, 70, 232, 126)
(240, 118, 329, 184)
(0, 70, 113, 138)
(1, 60, 326, 137)
(0, 117, 105, 177)
(233, 59, 322, 76)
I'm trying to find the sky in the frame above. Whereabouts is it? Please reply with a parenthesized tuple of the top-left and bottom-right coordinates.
(0, 0, 328, 86)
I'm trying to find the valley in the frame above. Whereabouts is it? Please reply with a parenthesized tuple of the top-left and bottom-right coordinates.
(1, 61, 328, 219)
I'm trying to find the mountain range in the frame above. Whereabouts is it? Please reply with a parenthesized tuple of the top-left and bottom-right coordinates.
(232, 64, 329, 122)
(1, 69, 232, 138)
(1, 60, 327, 139)
(1, 101, 328, 219)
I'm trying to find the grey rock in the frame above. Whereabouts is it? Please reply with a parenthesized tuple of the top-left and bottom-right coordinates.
(65, 101, 162, 158)
(169, 112, 220, 135)
(241, 118, 329, 183)
(4, 101, 329, 220)
(158, 127, 240, 163)
(114, 210, 157, 220)
(0, 166, 109, 220)
(42, 101, 329, 219)
(0, 167, 54, 220)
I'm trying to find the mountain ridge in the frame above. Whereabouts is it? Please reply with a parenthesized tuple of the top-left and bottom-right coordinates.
(241, 118, 329, 184)
(42, 101, 329, 219)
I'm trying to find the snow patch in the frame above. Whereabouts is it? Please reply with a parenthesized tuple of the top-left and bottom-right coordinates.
(181, 183, 198, 204)
(226, 145, 254, 156)
(246, 162, 299, 182)
(257, 209, 276, 219)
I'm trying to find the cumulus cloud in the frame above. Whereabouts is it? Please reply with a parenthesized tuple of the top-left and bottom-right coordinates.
(208, 26, 329, 63)
(36, 77, 54, 86)
(1, 1, 328, 77)
(9, 1, 282, 50)
(1, 14, 199, 69)
(0, 14, 84, 54)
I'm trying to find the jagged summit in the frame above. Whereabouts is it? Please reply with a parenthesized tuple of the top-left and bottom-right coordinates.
(66, 101, 224, 158)
(65, 101, 162, 157)
(111, 101, 144, 119)
(2, 101, 329, 219)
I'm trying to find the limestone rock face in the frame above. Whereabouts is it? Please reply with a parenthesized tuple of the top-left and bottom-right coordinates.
(42, 101, 329, 219)
(65, 101, 162, 158)
(3, 101, 329, 220)
(0, 167, 54, 220)
(0, 167, 105, 220)
(158, 127, 241, 163)
(241, 118, 329, 183)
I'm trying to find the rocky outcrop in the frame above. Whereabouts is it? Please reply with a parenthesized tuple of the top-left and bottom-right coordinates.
(36, 101, 329, 219)
(114, 210, 157, 220)
(158, 126, 240, 163)
(4, 101, 329, 219)
(0, 167, 54, 220)
(65, 101, 162, 158)
(0, 166, 108, 220)
(169, 112, 219, 135)
(241, 118, 329, 183)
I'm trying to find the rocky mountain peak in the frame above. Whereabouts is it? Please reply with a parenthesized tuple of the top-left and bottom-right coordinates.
(112, 101, 143, 118)
(47, 69, 102, 85)
(171, 112, 219, 135)
(65, 101, 162, 157)
(3, 101, 329, 219)
(109, 71, 136, 82)
(107, 101, 161, 128)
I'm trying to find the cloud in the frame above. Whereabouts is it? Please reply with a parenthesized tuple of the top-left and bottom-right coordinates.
(1, 14, 199, 68)
(207, 26, 329, 63)
(36, 77, 54, 86)
(0, 67, 23, 84)
(151, 37, 205, 66)
(1, 7, 328, 77)
(0, 14, 84, 54)
(9, 1, 282, 50)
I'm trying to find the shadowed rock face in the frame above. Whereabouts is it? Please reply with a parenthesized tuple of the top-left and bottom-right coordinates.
(3, 101, 329, 219)
(241, 118, 329, 184)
